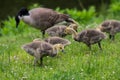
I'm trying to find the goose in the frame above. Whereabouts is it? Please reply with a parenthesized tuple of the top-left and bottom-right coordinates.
(22, 41, 65, 66)
(65, 27, 106, 50)
(98, 20, 120, 40)
(33, 36, 71, 47)
(45, 23, 78, 37)
(15, 7, 75, 38)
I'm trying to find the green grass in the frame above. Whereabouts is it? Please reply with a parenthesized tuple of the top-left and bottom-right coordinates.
(1, 22, 120, 80)
(1, 4, 120, 79)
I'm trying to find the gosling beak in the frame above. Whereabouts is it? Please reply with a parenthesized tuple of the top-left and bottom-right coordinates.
(61, 49, 65, 54)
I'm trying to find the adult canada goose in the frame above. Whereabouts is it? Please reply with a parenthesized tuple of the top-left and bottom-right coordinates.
(98, 20, 120, 40)
(15, 7, 76, 38)
(33, 36, 71, 47)
(22, 41, 65, 66)
(45, 23, 78, 37)
(65, 27, 106, 50)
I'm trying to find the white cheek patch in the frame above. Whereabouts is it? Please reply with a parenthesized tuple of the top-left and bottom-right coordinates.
(18, 16, 23, 20)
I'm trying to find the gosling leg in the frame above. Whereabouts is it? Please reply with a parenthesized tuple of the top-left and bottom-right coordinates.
(98, 42, 102, 50)
(40, 57, 43, 66)
(87, 44, 91, 50)
(42, 31, 45, 38)
(34, 50, 41, 66)
(109, 34, 112, 39)
(34, 57, 39, 66)
(109, 34, 115, 41)
(112, 35, 115, 41)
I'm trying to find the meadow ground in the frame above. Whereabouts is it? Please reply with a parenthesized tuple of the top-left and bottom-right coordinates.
(1, 21, 120, 80)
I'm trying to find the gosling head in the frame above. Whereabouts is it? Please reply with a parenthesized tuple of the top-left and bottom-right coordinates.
(53, 44, 65, 53)
(15, 7, 29, 28)
(69, 23, 78, 32)
(64, 27, 74, 34)
(96, 25, 103, 32)
(100, 21, 112, 32)
(21, 44, 35, 56)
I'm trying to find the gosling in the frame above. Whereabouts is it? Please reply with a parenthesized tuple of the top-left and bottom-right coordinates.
(45, 25, 67, 37)
(22, 41, 64, 66)
(98, 20, 120, 40)
(65, 27, 106, 50)
(45, 23, 78, 37)
(33, 36, 71, 47)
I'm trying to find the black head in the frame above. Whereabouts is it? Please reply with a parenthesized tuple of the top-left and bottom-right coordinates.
(17, 7, 29, 16)
(15, 7, 29, 28)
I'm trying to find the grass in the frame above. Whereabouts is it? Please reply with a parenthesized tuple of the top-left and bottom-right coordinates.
(1, 21, 120, 80)
(1, 4, 120, 79)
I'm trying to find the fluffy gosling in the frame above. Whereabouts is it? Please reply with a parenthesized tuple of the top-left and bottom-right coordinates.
(22, 41, 64, 66)
(33, 36, 71, 47)
(45, 23, 78, 37)
(65, 27, 106, 50)
(98, 20, 120, 40)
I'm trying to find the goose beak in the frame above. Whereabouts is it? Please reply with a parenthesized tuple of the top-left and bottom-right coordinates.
(27, 12, 30, 15)
(15, 15, 20, 28)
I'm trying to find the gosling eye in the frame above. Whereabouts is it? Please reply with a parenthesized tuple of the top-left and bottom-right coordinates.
(64, 30, 68, 33)
(60, 47, 62, 49)
(60, 47, 64, 49)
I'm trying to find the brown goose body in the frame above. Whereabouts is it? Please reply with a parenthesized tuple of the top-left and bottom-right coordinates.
(27, 8, 69, 30)
(22, 41, 64, 66)
(99, 20, 120, 40)
(65, 27, 106, 50)
(16, 7, 75, 37)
